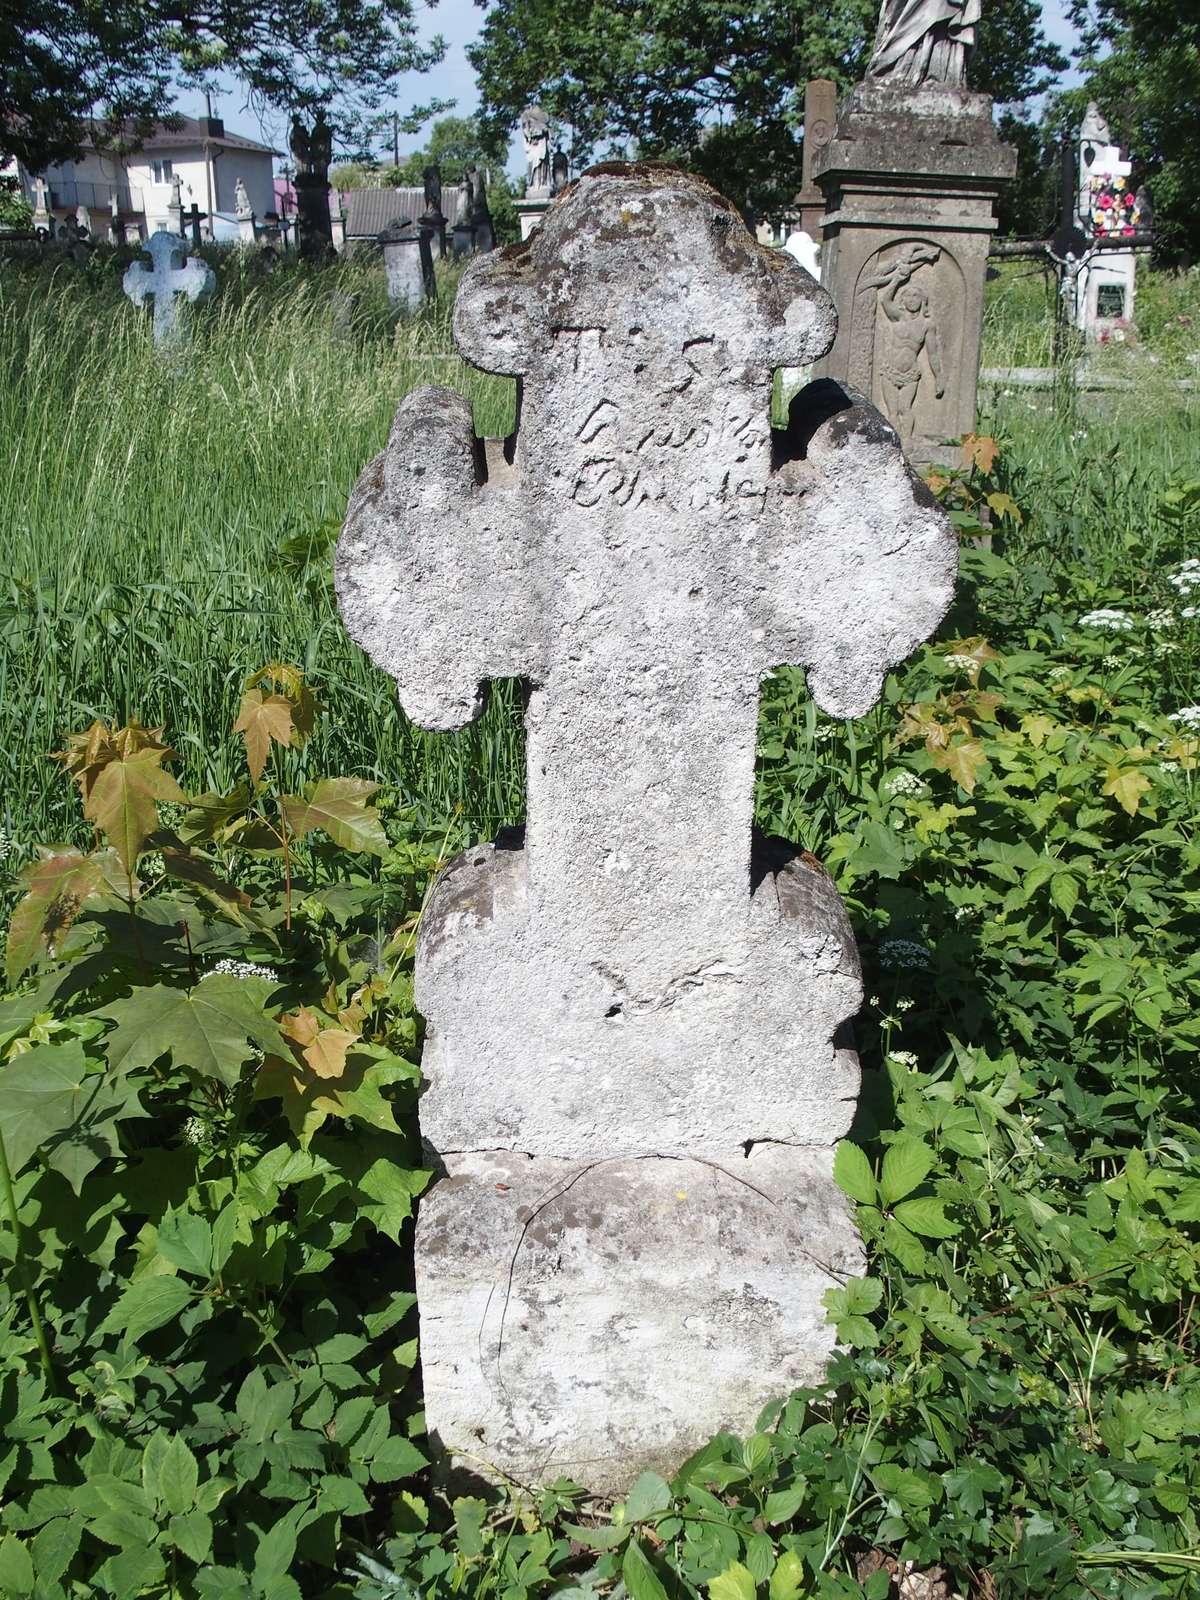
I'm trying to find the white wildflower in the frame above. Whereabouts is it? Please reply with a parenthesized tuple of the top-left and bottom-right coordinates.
(211, 958, 280, 982)
(0, 830, 16, 863)
(1168, 559, 1200, 596)
(182, 1115, 210, 1148)
(813, 724, 836, 743)
(1101, 653, 1120, 667)
(1168, 707, 1200, 732)
(878, 938, 932, 970)
(1145, 608, 1174, 630)
(896, 997, 915, 1012)
(884, 771, 928, 798)
(943, 652, 977, 671)
(1182, 606, 1198, 620)
(954, 905, 978, 923)
(1154, 641, 1180, 657)
(1078, 608, 1133, 631)
(1161, 761, 1179, 773)
(1049, 665, 1072, 680)
(889, 1050, 918, 1068)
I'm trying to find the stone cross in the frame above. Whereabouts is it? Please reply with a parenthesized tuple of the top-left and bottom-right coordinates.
(122, 230, 215, 347)
(337, 165, 956, 1491)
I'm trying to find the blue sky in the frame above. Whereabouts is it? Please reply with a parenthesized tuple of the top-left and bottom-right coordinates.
(178, 0, 1086, 175)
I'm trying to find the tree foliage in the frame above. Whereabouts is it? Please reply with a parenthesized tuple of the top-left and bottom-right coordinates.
(0, 0, 449, 172)
(468, 0, 1065, 218)
(1068, 0, 1200, 261)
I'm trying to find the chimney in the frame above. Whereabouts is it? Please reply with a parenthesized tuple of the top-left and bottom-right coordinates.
(200, 116, 225, 140)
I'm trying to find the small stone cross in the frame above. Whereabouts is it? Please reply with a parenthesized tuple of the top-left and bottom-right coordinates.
(337, 165, 956, 1490)
(122, 231, 215, 347)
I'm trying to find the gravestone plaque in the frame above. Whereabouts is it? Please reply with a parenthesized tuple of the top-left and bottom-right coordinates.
(122, 230, 216, 347)
(1074, 101, 1140, 340)
(337, 164, 956, 1491)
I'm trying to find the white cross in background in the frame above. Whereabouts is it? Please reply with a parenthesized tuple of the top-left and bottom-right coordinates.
(122, 231, 215, 347)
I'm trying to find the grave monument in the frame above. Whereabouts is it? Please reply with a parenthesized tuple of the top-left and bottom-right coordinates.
(337, 164, 955, 1491)
(1074, 101, 1140, 340)
(122, 230, 216, 347)
(814, 0, 1014, 464)
(796, 78, 838, 239)
(515, 105, 555, 239)
(290, 110, 335, 259)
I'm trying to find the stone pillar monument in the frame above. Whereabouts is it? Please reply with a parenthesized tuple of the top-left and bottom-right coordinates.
(336, 165, 956, 1492)
(380, 221, 427, 312)
(814, 0, 1014, 465)
(31, 177, 52, 237)
(796, 79, 838, 238)
(290, 111, 335, 259)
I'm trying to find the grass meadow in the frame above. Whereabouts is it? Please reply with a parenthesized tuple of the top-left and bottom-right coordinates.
(1, 245, 1199, 1597)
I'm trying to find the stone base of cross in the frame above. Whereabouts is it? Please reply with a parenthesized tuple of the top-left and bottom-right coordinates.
(337, 165, 956, 1491)
(122, 230, 215, 348)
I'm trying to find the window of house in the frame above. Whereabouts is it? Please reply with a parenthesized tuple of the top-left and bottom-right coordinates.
(151, 160, 174, 184)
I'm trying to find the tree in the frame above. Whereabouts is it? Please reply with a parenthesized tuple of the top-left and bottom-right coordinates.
(468, 0, 1066, 219)
(1067, 0, 1200, 261)
(0, 0, 450, 172)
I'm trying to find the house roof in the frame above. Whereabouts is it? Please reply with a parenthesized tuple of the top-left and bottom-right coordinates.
(344, 184, 466, 238)
(85, 117, 278, 156)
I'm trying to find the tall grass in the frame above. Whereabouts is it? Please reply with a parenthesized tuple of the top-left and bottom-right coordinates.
(0, 252, 523, 846)
(1, 248, 1197, 852)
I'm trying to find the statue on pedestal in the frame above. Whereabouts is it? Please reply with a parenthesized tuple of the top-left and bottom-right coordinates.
(866, 0, 981, 88)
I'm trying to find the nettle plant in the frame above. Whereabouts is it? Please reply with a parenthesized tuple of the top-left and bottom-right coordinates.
(0, 666, 445, 1596)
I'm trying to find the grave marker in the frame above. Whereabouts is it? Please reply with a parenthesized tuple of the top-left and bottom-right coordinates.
(122, 230, 216, 347)
(337, 164, 956, 1490)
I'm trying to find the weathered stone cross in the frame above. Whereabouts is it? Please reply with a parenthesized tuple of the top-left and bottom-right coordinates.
(122, 230, 216, 347)
(337, 165, 955, 1491)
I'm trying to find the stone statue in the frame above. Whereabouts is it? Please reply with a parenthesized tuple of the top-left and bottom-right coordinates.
(423, 164, 443, 215)
(866, 0, 981, 88)
(289, 111, 332, 179)
(1080, 101, 1112, 146)
(234, 177, 252, 217)
(858, 242, 944, 450)
(521, 105, 552, 194)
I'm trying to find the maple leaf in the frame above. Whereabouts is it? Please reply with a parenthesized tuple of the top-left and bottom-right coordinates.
(930, 738, 988, 794)
(233, 690, 298, 785)
(100, 975, 286, 1086)
(88, 748, 187, 876)
(1103, 764, 1152, 817)
(255, 1045, 414, 1147)
(897, 702, 952, 749)
(281, 778, 388, 856)
(280, 1006, 359, 1079)
(179, 785, 252, 845)
(961, 433, 999, 475)
(986, 491, 1023, 525)
(6, 847, 105, 980)
(1020, 714, 1057, 749)
(0, 1040, 143, 1192)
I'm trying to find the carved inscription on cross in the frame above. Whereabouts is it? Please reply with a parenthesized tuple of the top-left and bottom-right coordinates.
(338, 165, 956, 1161)
(122, 230, 216, 347)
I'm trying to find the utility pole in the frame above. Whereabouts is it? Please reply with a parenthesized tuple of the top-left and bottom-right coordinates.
(393, 112, 400, 171)
(204, 88, 217, 240)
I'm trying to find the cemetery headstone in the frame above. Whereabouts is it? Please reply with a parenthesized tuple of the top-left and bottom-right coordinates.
(336, 163, 956, 1490)
(465, 165, 495, 253)
(516, 104, 554, 239)
(423, 165, 448, 259)
(290, 111, 335, 259)
(797, 78, 837, 237)
(379, 220, 428, 311)
(330, 186, 347, 253)
(31, 177, 52, 236)
(814, 0, 1014, 464)
(1074, 101, 1140, 340)
(73, 204, 90, 238)
(167, 175, 184, 237)
(122, 230, 216, 347)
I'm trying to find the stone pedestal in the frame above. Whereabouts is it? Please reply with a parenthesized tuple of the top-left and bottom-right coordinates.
(295, 172, 333, 259)
(515, 193, 551, 240)
(381, 225, 426, 312)
(814, 82, 1015, 466)
(237, 212, 257, 246)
